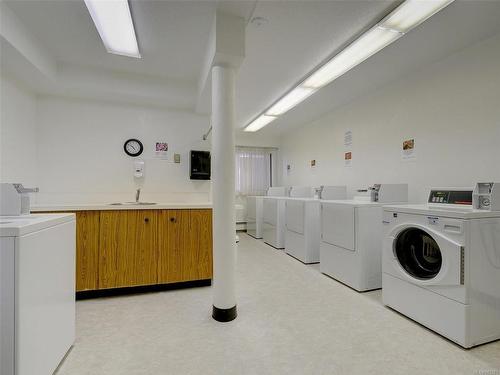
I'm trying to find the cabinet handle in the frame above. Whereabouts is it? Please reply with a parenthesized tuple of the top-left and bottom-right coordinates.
(144, 217, 149, 223)
(170, 217, 176, 223)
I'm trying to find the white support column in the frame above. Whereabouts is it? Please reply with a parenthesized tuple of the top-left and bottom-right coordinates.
(211, 65, 237, 321)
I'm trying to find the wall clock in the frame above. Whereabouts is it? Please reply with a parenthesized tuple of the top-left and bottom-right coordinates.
(124, 139, 143, 157)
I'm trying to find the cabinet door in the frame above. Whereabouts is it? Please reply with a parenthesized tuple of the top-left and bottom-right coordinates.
(75, 211, 100, 291)
(158, 209, 213, 283)
(189, 209, 213, 280)
(99, 210, 158, 289)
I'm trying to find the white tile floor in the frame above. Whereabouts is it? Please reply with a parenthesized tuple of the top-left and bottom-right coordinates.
(57, 233, 500, 375)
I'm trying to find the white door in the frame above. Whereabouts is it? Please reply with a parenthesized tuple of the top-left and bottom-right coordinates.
(321, 203, 355, 251)
(388, 224, 463, 286)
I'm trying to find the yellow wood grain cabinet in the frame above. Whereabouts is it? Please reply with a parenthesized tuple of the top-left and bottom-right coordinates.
(38, 209, 212, 291)
(75, 211, 100, 291)
(99, 210, 158, 289)
(158, 209, 213, 284)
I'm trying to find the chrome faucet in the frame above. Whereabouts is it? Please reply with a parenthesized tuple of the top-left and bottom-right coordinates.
(135, 188, 141, 203)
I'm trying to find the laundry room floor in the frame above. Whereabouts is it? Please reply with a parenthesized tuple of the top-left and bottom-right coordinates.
(56, 233, 500, 375)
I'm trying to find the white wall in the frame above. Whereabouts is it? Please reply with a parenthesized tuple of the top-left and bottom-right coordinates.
(279, 33, 500, 203)
(35, 97, 211, 204)
(0, 75, 38, 187)
(0, 79, 279, 206)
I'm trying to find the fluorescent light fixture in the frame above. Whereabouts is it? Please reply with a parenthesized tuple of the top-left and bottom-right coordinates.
(381, 0, 454, 32)
(244, 115, 277, 132)
(84, 0, 141, 58)
(302, 27, 401, 89)
(266, 87, 316, 116)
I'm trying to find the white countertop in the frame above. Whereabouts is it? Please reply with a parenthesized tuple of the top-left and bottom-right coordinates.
(31, 203, 212, 212)
(30, 202, 212, 212)
(0, 213, 75, 236)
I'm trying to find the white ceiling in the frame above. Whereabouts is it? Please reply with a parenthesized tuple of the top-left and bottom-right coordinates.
(255, 0, 500, 138)
(4, 0, 216, 81)
(2, 0, 500, 137)
(234, 0, 398, 127)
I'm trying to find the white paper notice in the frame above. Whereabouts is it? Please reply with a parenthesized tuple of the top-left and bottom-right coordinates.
(401, 138, 416, 161)
(344, 151, 352, 167)
(344, 130, 353, 147)
(155, 142, 168, 159)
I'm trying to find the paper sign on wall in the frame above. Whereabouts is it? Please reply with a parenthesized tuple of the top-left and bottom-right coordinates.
(344, 152, 352, 167)
(155, 142, 168, 159)
(401, 138, 416, 161)
(344, 130, 353, 147)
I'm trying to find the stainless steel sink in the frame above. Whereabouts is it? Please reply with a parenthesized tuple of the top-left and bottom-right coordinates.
(109, 202, 157, 206)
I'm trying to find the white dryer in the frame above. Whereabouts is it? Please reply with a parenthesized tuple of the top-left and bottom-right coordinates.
(382, 183, 500, 348)
(320, 184, 408, 291)
(247, 187, 287, 239)
(285, 186, 347, 264)
(262, 186, 310, 249)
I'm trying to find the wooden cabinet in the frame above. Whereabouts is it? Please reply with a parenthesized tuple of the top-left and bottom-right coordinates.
(158, 209, 213, 284)
(75, 211, 100, 292)
(99, 210, 158, 289)
(36, 208, 212, 292)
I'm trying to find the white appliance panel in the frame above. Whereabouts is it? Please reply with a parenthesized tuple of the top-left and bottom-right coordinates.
(263, 199, 277, 226)
(321, 203, 355, 251)
(0, 237, 15, 375)
(286, 200, 305, 235)
(383, 273, 469, 347)
(16, 221, 76, 375)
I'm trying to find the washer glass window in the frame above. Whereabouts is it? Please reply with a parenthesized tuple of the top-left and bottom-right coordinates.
(394, 228, 442, 279)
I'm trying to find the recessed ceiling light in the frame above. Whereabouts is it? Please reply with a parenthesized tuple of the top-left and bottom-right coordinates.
(244, 115, 277, 132)
(84, 0, 141, 58)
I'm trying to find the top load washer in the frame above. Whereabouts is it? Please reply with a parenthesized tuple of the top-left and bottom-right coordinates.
(1, 214, 76, 375)
(262, 186, 310, 249)
(247, 187, 287, 239)
(382, 183, 500, 348)
(285, 186, 347, 264)
(320, 184, 408, 291)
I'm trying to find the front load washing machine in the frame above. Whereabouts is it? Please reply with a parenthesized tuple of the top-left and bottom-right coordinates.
(382, 184, 500, 348)
(320, 184, 408, 291)
(263, 186, 311, 249)
(285, 186, 347, 264)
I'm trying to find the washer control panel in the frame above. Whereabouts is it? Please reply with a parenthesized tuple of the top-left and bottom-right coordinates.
(428, 190, 472, 205)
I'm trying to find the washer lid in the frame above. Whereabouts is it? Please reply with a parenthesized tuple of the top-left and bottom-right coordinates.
(0, 214, 75, 237)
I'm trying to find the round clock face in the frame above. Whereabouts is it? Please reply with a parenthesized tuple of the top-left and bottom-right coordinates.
(124, 139, 143, 157)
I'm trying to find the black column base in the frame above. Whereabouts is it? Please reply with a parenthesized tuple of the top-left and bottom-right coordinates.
(212, 305, 237, 322)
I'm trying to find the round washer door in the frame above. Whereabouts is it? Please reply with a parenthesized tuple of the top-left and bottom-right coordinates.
(394, 228, 442, 280)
